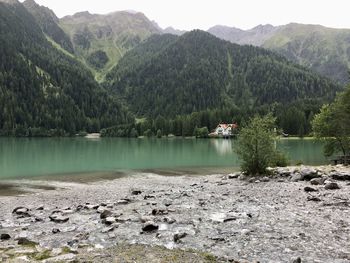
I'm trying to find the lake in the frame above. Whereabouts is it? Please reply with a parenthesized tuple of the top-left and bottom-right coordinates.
(0, 138, 328, 180)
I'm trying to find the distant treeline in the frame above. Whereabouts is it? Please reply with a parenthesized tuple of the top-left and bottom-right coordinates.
(102, 99, 320, 138)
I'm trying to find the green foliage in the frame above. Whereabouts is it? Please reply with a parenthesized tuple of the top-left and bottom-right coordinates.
(87, 50, 109, 69)
(312, 85, 350, 156)
(144, 129, 153, 137)
(156, 129, 162, 138)
(129, 128, 138, 138)
(236, 115, 288, 175)
(0, 1, 132, 136)
(194, 127, 209, 138)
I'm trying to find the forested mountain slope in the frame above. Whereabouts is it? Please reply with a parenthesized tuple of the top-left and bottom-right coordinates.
(107, 30, 341, 120)
(0, 0, 132, 136)
(22, 0, 74, 54)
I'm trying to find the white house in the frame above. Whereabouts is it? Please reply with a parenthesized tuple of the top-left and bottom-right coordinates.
(209, 123, 238, 137)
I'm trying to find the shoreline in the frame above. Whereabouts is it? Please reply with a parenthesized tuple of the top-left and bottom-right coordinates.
(0, 165, 349, 262)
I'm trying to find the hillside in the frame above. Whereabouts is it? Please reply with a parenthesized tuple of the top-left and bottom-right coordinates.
(107, 30, 340, 124)
(264, 24, 350, 85)
(208, 24, 279, 46)
(59, 10, 161, 81)
(0, 0, 132, 136)
(208, 23, 350, 84)
(22, 0, 74, 54)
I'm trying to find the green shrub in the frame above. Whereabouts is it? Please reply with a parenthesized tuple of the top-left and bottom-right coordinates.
(235, 114, 288, 175)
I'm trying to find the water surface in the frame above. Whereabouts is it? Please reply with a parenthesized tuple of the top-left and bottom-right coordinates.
(0, 138, 328, 180)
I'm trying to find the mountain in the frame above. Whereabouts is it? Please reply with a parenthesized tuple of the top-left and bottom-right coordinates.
(22, 0, 74, 54)
(59, 10, 162, 81)
(263, 23, 350, 85)
(208, 24, 350, 84)
(0, 0, 132, 136)
(208, 24, 279, 46)
(107, 30, 340, 121)
(163, 27, 187, 36)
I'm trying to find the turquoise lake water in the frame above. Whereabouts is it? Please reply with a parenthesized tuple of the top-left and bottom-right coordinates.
(0, 138, 328, 180)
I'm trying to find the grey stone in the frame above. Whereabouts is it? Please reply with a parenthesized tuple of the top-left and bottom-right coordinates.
(17, 237, 38, 246)
(300, 168, 320, 181)
(100, 210, 113, 219)
(0, 233, 11, 240)
(103, 217, 116, 225)
(307, 196, 322, 202)
(12, 207, 30, 217)
(131, 189, 142, 195)
(49, 211, 69, 223)
(304, 186, 318, 192)
(325, 182, 340, 190)
(142, 221, 159, 232)
(330, 172, 350, 181)
(238, 174, 247, 180)
(310, 178, 324, 185)
(261, 176, 270, 182)
(290, 173, 303, 182)
(52, 229, 60, 234)
(173, 232, 187, 243)
(228, 173, 240, 179)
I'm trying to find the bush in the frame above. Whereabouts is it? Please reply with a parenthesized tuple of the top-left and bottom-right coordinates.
(144, 129, 153, 137)
(194, 127, 209, 138)
(235, 114, 288, 175)
(270, 150, 289, 167)
(156, 129, 162, 138)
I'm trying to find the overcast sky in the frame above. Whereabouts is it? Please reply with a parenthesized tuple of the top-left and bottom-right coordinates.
(21, 0, 350, 30)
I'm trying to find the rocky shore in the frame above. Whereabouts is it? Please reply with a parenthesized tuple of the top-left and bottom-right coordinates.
(0, 165, 350, 262)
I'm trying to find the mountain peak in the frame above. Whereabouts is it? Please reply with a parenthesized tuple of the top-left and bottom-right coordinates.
(72, 11, 93, 19)
(0, 0, 19, 4)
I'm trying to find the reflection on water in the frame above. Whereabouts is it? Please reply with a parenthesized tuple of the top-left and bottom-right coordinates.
(0, 138, 328, 180)
(211, 139, 233, 155)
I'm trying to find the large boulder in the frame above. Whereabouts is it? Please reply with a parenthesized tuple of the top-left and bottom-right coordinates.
(300, 168, 321, 181)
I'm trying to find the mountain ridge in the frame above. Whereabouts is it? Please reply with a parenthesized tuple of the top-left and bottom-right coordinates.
(208, 23, 350, 84)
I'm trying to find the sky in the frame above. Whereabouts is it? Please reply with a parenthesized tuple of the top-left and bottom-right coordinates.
(21, 0, 350, 30)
